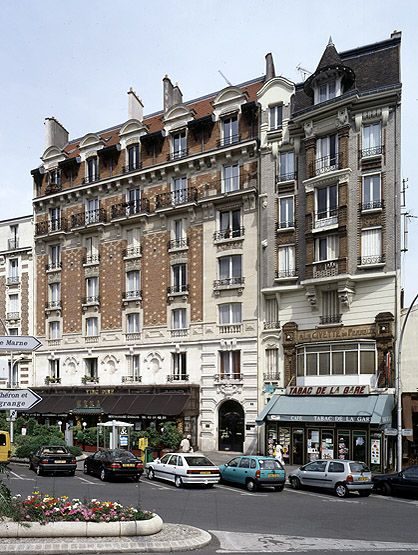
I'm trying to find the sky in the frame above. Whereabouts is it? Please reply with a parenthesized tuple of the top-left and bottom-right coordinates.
(0, 0, 417, 300)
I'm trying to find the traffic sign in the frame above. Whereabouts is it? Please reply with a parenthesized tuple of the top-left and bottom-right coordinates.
(0, 389, 42, 410)
(384, 428, 397, 436)
(0, 336, 41, 352)
(402, 429, 413, 436)
(9, 410, 17, 420)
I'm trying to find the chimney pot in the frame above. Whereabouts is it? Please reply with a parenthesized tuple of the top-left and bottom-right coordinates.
(44, 117, 69, 150)
(127, 88, 144, 121)
(163, 75, 174, 111)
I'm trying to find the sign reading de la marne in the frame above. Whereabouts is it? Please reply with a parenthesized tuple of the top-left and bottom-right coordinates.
(0, 336, 41, 352)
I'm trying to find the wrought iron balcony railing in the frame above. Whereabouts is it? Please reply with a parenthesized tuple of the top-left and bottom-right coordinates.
(358, 254, 385, 266)
(6, 276, 20, 285)
(361, 200, 383, 211)
(167, 374, 189, 382)
(217, 134, 241, 148)
(71, 208, 107, 228)
(45, 376, 61, 385)
(277, 172, 297, 183)
(263, 321, 281, 330)
(213, 227, 245, 241)
(122, 162, 142, 173)
(45, 301, 61, 310)
(156, 187, 198, 209)
(275, 269, 297, 279)
(167, 284, 189, 295)
(82, 174, 100, 184)
(263, 372, 281, 381)
(111, 199, 149, 219)
(213, 277, 245, 288)
(122, 290, 142, 300)
(122, 375, 142, 383)
(6, 312, 20, 320)
(123, 246, 142, 258)
(170, 329, 189, 337)
(277, 220, 295, 230)
(83, 254, 100, 265)
(320, 314, 342, 325)
(361, 145, 384, 158)
(81, 375, 99, 383)
(82, 295, 100, 305)
(313, 208, 338, 229)
(214, 373, 242, 381)
(168, 148, 189, 161)
(167, 238, 189, 250)
(7, 239, 19, 250)
(35, 219, 67, 236)
(309, 153, 342, 177)
(125, 332, 142, 341)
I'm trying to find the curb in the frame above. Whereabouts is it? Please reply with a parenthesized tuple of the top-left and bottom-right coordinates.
(0, 523, 212, 553)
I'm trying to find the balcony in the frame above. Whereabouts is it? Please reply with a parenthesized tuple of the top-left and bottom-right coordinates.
(81, 375, 99, 384)
(213, 277, 245, 289)
(45, 301, 61, 310)
(122, 290, 142, 301)
(218, 324, 242, 334)
(45, 376, 61, 385)
(6, 312, 20, 320)
(122, 162, 142, 173)
(45, 181, 62, 195)
(214, 373, 242, 381)
(358, 254, 385, 266)
(167, 284, 189, 295)
(156, 188, 198, 209)
(6, 276, 20, 286)
(217, 134, 241, 148)
(123, 246, 142, 258)
(309, 153, 343, 178)
(361, 145, 384, 158)
(125, 332, 142, 341)
(313, 209, 338, 230)
(83, 254, 100, 265)
(263, 372, 280, 381)
(111, 199, 149, 219)
(275, 269, 297, 279)
(213, 227, 245, 241)
(82, 296, 100, 305)
(71, 208, 107, 228)
(35, 219, 67, 236)
(277, 220, 295, 231)
(82, 174, 100, 184)
(313, 261, 338, 279)
(45, 261, 62, 271)
(360, 200, 383, 212)
(320, 314, 342, 325)
(264, 321, 281, 330)
(277, 171, 297, 183)
(8, 238, 19, 250)
(168, 238, 189, 251)
(170, 329, 189, 338)
(168, 148, 189, 161)
(122, 375, 142, 383)
(167, 374, 189, 382)
(47, 339, 61, 347)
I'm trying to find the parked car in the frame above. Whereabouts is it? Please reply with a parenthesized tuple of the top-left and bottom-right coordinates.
(84, 449, 144, 481)
(373, 465, 418, 497)
(146, 453, 220, 487)
(288, 459, 373, 498)
(219, 455, 286, 492)
(0, 431, 11, 464)
(29, 445, 77, 476)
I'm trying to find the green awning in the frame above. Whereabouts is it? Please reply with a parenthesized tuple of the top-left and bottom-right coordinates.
(256, 394, 394, 426)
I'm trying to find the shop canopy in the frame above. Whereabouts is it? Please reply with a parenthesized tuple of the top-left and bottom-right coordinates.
(256, 394, 395, 426)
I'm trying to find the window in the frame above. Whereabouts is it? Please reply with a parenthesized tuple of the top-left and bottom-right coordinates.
(85, 236, 99, 264)
(296, 342, 376, 377)
(131, 355, 140, 380)
(218, 255, 242, 284)
(265, 298, 279, 327)
(218, 303, 242, 325)
(222, 115, 239, 145)
(86, 317, 98, 337)
(316, 185, 338, 226)
(362, 175, 381, 210)
(49, 283, 60, 307)
(8, 225, 18, 249)
(222, 164, 240, 193)
(269, 105, 283, 130)
(172, 308, 187, 329)
(8, 328, 18, 336)
(49, 321, 60, 340)
(266, 348, 279, 379)
(169, 219, 187, 249)
(8, 294, 19, 314)
(321, 290, 341, 325)
(49, 359, 60, 380)
(85, 198, 99, 224)
(127, 143, 140, 171)
(86, 277, 99, 302)
(361, 228, 382, 265)
(277, 245, 295, 278)
(172, 176, 188, 204)
(278, 197, 294, 229)
(171, 263, 187, 293)
(278, 152, 295, 181)
(219, 351, 240, 379)
(49, 207, 61, 231)
(127, 188, 141, 215)
(218, 208, 241, 239)
(174, 219, 184, 241)
(86, 157, 98, 182)
(172, 130, 187, 159)
(126, 229, 140, 256)
(315, 235, 338, 262)
(315, 134, 338, 174)
(50, 244, 61, 269)
(362, 123, 382, 156)
(317, 80, 337, 103)
(126, 313, 140, 333)
(239, 458, 250, 468)
(48, 168, 61, 186)
(85, 358, 98, 379)
(8, 259, 19, 281)
(126, 270, 140, 296)
(172, 352, 187, 380)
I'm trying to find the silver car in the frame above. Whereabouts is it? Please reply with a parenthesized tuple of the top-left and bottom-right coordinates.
(146, 453, 220, 488)
(288, 459, 373, 498)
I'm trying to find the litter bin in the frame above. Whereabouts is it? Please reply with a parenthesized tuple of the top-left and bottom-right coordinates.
(144, 447, 154, 464)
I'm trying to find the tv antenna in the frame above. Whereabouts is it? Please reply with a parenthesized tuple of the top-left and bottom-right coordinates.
(218, 70, 233, 87)
(296, 64, 312, 81)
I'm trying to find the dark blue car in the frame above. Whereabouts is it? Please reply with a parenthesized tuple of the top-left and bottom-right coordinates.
(219, 456, 286, 492)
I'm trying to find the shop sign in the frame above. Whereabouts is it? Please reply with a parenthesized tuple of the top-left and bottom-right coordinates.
(286, 385, 370, 396)
(268, 414, 371, 423)
(297, 325, 374, 342)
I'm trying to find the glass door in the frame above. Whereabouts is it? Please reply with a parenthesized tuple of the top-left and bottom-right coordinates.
(352, 430, 367, 463)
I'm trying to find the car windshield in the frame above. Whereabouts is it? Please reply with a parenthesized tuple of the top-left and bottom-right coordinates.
(111, 450, 135, 459)
(259, 459, 283, 470)
(42, 447, 68, 455)
(184, 456, 214, 467)
(350, 462, 370, 473)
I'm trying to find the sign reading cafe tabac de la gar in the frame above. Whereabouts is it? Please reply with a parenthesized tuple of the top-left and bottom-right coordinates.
(286, 385, 370, 396)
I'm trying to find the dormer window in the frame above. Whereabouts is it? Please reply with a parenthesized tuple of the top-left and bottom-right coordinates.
(127, 143, 140, 171)
(86, 157, 98, 183)
(172, 130, 187, 159)
(269, 105, 283, 131)
(48, 168, 61, 187)
(313, 77, 341, 105)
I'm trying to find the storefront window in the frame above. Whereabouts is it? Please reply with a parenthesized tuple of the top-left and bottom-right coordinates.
(321, 429, 334, 459)
(353, 430, 367, 462)
(307, 429, 320, 461)
(360, 350, 375, 374)
(337, 431, 350, 460)
(306, 353, 317, 375)
(319, 352, 330, 375)
(345, 351, 358, 374)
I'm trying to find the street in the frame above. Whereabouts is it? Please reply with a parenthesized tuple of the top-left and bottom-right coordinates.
(3, 463, 418, 554)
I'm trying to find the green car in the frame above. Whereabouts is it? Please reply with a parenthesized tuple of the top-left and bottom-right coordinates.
(219, 455, 286, 492)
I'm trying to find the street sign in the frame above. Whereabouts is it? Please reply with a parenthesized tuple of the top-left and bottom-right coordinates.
(9, 410, 17, 420)
(0, 389, 42, 410)
(119, 435, 128, 446)
(384, 428, 397, 436)
(402, 429, 413, 436)
(0, 336, 42, 352)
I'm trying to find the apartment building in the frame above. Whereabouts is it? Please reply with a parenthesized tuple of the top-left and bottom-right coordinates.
(0, 215, 34, 388)
(257, 33, 402, 471)
(30, 77, 261, 451)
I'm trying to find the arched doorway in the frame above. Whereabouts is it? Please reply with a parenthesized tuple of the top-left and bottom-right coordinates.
(218, 400, 244, 452)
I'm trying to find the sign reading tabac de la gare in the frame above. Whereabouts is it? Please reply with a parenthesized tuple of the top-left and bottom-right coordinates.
(286, 385, 370, 396)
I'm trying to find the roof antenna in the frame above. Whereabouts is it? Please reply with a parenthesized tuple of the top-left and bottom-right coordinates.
(218, 69, 233, 87)
(296, 63, 312, 81)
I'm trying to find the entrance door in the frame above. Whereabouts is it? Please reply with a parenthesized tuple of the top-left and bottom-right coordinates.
(292, 429, 304, 465)
(218, 400, 244, 452)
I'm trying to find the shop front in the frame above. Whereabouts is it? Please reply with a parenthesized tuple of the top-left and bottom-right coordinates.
(256, 386, 394, 471)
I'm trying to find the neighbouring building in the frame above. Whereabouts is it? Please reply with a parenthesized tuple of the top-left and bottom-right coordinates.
(256, 33, 402, 471)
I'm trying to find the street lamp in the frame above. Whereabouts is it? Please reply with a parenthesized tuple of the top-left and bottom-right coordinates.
(82, 421, 87, 430)
(57, 420, 62, 432)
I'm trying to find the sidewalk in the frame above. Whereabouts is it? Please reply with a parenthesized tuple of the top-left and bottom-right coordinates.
(0, 523, 212, 554)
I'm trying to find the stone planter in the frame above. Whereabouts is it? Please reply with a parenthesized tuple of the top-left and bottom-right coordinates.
(0, 513, 163, 538)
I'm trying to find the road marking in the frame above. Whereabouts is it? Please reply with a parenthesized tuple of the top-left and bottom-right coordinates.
(76, 476, 101, 485)
(285, 488, 360, 503)
(210, 530, 418, 552)
(140, 479, 173, 491)
(375, 494, 418, 507)
(215, 484, 268, 497)
(7, 470, 35, 481)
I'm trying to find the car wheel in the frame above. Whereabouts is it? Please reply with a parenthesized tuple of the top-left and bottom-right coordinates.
(36, 465, 43, 476)
(147, 468, 155, 480)
(68, 470, 76, 477)
(274, 484, 284, 492)
(174, 475, 183, 488)
(132, 474, 140, 482)
(290, 477, 301, 490)
(246, 479, 257, 492)
(83, 463, 89, 475)
(382, 482, 392, 496)
(100, 468, 108, 482)
(358, 490, 371, 497)
(335, 483, 349, 498)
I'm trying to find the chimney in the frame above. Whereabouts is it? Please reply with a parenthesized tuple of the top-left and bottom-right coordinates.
(44, 117, 69, 149)
(163, 75, 174, 111)
(127, 87, 144, 121)
(391, 30, 402, 39)
(172, 83, 183, 106)
(265, 53, 276, 81)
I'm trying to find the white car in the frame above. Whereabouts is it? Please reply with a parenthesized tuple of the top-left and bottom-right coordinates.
(146, 452, 220, 488)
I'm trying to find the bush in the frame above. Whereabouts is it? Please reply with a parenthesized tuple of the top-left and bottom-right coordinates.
(68, 445, 82, 457)
(160, 421, 183, 451)
(75, 427, 97, 446)
(14, 434, 66, 459)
